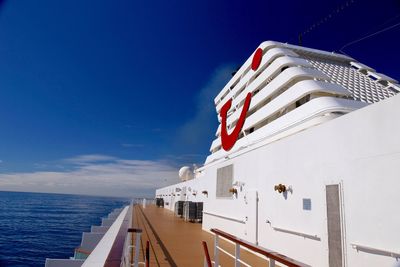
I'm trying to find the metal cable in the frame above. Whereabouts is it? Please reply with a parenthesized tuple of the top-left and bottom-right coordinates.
(339, 17, 400, 54)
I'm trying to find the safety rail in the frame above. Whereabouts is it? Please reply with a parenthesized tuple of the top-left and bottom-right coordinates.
(351, 243, 400, 259)
(203, 211, 246, 224)
(120, 203, 150, 267)
(204, 228, 311, 267)
(120, 203, 143, 267)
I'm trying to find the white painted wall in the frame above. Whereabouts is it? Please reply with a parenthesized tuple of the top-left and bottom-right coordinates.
(156, 94, 400, 267)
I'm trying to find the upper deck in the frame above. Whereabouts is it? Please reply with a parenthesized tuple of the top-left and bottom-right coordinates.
(130, 203, 308, 267)
(205, 41, 400, 165)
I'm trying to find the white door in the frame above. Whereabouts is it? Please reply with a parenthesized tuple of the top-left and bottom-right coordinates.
(244, 190, 259, 244)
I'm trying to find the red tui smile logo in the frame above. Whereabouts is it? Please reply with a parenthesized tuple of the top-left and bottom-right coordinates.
(220, 92, 252, 151)
(219, 48, 262, 151)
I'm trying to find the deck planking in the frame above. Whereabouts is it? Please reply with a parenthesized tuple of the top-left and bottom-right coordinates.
(132, 204, 269, 267)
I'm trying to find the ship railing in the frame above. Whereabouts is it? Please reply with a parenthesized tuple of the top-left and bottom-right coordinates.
(120, 202, 143, 267)
(120, 203, 149, 267)
(120, 228, 143, 267)
(203, 228, 311, 267)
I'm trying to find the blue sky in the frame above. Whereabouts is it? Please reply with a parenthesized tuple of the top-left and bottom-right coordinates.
(0, 0, 399, 196)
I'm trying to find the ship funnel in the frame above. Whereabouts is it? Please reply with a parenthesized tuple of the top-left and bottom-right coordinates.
(179, 166, 194, 181)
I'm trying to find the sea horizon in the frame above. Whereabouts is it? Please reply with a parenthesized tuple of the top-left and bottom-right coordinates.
(0, 191, 130, 266)
(0, 189, 136, 200)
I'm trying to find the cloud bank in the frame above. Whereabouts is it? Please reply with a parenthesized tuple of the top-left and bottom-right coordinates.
(0, 155, 179, 197)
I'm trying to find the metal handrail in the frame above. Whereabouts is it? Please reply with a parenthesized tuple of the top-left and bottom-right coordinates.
(272, 226, 320, 241)
(210, 228, 311, 267)
(203, 211, 246, 224)
(202, 241, 212, 267)
(351, 243, 400, 259)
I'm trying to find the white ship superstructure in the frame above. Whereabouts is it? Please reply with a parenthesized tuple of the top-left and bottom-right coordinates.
(156, 41, 400, 266)
(208, 41, 398, 163)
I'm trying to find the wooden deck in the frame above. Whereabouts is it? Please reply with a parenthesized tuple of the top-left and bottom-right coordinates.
(132, 204, 269, 267)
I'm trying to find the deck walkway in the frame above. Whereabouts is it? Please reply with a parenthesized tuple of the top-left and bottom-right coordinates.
(132, 204, 269, 267)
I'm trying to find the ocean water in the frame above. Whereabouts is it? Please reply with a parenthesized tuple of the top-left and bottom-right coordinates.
(0, 191, 129, 267)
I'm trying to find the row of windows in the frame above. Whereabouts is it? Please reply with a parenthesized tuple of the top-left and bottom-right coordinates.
(211, 48, 357, 154)
(215, 46, 282, 107)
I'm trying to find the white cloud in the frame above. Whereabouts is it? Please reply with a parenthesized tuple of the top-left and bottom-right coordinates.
(175, 64, 235, 162)
(178, 64, 234, 144)
(121, 143, 144, 148)
(0, 155, 179, 197)
(64, 154, 117, 165)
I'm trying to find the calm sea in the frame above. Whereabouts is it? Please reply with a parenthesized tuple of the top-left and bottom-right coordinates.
(0, 191, 129, 267)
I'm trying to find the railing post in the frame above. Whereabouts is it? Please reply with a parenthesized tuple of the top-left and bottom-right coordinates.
(235, 243, 240, 267)
(214, 234, 219, 267)
(145, 240, 150, 267)
(269, 259, 275, 267)
(129, 230, 133, 266)
(134, 231, 141, 267)
(128, 204, 134, 266)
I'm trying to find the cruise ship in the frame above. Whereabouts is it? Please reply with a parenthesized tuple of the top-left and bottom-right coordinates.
(46, 41, 400, 267)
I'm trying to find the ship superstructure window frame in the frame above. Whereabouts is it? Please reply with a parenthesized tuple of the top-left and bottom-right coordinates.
(211, 67, 348, 154)
(224, 55, 321, 126)
(215, 45, 289, 107)
(231, 55, 307, 108)
(211, 87, 349, 154)
(222, 67, 329, 133)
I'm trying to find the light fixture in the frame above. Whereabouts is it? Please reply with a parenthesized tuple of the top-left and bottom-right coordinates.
(229, 188, 238, 195)
(274, 184, 287, 193)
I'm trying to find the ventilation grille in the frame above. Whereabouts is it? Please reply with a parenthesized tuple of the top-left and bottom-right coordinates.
(216, 165, 233, 198)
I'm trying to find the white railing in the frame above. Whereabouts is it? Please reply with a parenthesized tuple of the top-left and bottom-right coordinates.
(272, 226, 320, 241)
(351, 243, 400, 259)
(203, 228, 311, 267)
(120, 203, 143, 267)
(120, 203, 148, 267)
(120, 227, 142, 267)
(203, 211, 246, 224)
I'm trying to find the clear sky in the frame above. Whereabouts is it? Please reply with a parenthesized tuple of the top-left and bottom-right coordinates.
(0, 0, 399, 197)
